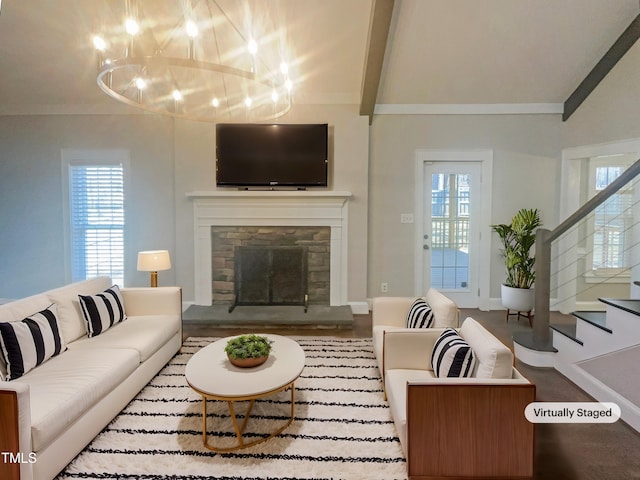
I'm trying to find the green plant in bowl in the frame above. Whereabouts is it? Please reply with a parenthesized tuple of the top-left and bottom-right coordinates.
(224, 334, 273, 368)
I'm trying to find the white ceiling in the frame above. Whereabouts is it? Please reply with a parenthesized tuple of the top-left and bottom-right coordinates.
(0, 0, 638, 116)
(380, 0, 640, 106)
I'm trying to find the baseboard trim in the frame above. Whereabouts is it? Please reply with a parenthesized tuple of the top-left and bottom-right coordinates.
(555, 362, 640, 433)
(349, 301, 370, 315)
(514, 342, 557, 367)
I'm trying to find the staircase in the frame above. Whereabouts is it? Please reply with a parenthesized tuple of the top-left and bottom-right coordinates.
(511, 158, 640, 432)
(550, 298, 640, 432)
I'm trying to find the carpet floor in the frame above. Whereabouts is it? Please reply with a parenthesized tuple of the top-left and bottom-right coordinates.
(56, 337, 406, 480)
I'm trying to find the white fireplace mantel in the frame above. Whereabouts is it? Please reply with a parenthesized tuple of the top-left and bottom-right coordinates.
(187, 190, 352, 306)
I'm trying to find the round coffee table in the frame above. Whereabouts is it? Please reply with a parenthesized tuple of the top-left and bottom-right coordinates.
(185, 334, 305, 451)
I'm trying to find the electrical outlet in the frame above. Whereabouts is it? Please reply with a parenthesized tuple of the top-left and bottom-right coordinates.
(381, 282, 389, 293)
(400, 213, 414, 224)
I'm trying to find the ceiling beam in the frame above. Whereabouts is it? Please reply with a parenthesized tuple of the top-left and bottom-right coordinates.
(563, 13, 640, 121)
(359, 0, 395, 124)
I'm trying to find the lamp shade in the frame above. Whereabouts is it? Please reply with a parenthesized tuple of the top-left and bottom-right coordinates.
(137, 250, 171, 272)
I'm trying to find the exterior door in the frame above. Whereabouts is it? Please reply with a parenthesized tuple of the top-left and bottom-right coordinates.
(423, 162, 481, 307)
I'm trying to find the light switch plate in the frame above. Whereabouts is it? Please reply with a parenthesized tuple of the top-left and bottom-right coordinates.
(400, 213, 414, 224)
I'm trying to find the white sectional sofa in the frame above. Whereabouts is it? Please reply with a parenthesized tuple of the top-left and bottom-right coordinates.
(380, 317, 536, 479)
(0, 277, 182, 480)
(371, 288, 460, 379)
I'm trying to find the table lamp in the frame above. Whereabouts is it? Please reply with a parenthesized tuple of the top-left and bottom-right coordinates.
(137, 250, 171, 287)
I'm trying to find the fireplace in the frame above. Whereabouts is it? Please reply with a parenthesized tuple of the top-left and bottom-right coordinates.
(235, 246, 307, 306)
(223, 245, 312, 313)
(188, 190, 352, 306)
(211, 226, 330, 308)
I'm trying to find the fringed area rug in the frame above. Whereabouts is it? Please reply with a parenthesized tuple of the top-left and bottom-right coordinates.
(56, 337, 407, 480)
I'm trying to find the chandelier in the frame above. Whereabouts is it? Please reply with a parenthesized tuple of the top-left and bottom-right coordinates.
(92, 0, 294, 122)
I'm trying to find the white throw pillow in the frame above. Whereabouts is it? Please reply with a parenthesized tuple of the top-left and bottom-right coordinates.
(47, 276, 113, 343)
(431, 328, 476, 378)
(406, 298, 435, 328)
(0, 304, 66, 380)
(79, 285, 127, 337)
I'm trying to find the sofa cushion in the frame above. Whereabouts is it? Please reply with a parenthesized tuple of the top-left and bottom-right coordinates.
(431, 328, 476, 378)
(68, 314, 181, 362)
(79, 285, 127, 337)
(0, 304, 66, 380)
(406, 298, 435, 328)
(372, 325, 404, 375)
(47, 277, 112, 344)
(424, 288, 458, 328)
(12, 346, 139, 451)
(460, 317, 514, 378)
(385, 369, 435, 455)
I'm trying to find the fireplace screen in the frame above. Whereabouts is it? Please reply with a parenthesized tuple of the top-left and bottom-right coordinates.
(233, 246, 308, 308)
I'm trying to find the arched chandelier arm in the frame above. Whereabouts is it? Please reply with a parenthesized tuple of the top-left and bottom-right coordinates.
(92, 0, 294, 123)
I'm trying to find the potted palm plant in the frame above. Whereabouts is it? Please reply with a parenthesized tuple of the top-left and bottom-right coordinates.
(491, 208, 542, 313)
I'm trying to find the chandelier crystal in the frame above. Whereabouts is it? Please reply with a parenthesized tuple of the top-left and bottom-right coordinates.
(92, 0, 293, 122)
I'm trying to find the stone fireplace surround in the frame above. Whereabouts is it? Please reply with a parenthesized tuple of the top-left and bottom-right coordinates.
(211, 226, 330, 305)
(187, 191, 352, 306)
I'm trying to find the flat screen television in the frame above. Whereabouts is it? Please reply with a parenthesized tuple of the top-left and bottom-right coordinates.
(216, 123, 328, 188)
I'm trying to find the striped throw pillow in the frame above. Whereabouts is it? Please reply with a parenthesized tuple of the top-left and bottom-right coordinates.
(0, 304, 66, 380)
(79, 285, 127, 337)
(406, 298, 435, 328)
(431, 328, 476, 378)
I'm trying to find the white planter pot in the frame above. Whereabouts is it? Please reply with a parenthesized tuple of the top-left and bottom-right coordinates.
(501, 284, 534, 312)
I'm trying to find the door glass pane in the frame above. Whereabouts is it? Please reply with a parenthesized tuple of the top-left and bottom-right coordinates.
(430, 173, 470, 290)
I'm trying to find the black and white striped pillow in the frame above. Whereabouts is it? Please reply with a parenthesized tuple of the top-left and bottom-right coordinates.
(431, 328, 476, 378)
(406, 298, 435, 328)
(0, 304, 66, 380)
(79, 285, 127, 337)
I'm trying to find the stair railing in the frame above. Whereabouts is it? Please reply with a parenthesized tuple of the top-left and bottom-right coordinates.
(527, 158, 640, 349)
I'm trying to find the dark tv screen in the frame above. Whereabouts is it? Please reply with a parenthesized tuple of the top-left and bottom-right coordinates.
(216, 123, 328, 187)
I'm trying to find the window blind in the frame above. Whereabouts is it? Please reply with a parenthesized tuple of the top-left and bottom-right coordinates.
(592, 164, 632, 271)
(69, 165, 125, 285)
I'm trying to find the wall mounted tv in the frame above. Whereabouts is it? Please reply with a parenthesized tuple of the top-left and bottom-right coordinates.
(216, 123, 328, 188)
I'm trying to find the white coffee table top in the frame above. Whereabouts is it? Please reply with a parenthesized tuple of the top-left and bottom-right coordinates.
(185, 334, 306, 398)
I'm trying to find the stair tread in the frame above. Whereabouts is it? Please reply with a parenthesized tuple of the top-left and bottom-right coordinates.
(550, 323, 584, 345)
(598, 298, 640, 318)
(572, 311, 612, 333)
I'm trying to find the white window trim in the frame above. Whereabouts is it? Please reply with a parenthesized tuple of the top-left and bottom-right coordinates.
(583, 270, 631, 283)
(585, 155, 634, 280)
(558, 139, 640, 313)
(414, 149, 493, 310)
(61, 149, 131, 284)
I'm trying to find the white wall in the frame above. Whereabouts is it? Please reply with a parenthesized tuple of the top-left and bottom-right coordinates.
(0, 105, 370, 306)
(3, 42, 640, 306)
(0, 115, 175, 298)
(563, 38, 640, 148)
(560, 40, 640, 303)
(172, 104, 370, 305)
(368, 114, 563, 301)
(363, 40, 640, 306)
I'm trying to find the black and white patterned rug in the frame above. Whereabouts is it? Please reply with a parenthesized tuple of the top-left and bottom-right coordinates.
(56, 337, 407, 480)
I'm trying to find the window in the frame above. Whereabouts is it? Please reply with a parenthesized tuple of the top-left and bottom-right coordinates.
(588, 155, 634, 276)
(64, 150, 127, 286)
